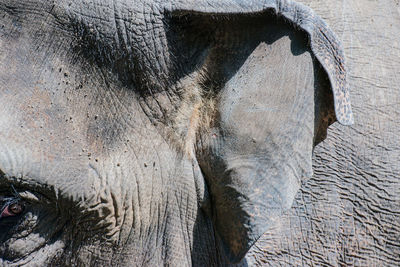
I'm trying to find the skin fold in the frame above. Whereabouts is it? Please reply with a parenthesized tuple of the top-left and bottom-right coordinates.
(1, 0, 395, 266)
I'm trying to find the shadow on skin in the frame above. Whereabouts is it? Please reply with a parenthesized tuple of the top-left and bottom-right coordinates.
(178, 12, 336, 264)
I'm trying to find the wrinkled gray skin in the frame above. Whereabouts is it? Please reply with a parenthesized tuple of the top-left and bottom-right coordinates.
(0, 0, 397, 266)
(248, 1, 400, 266)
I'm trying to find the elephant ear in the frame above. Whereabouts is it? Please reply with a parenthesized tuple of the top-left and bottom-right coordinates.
(164, 0, 353, 126)
(162, 0, 353, 263)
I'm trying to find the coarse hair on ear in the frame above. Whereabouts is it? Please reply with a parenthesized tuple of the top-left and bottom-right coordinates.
(161, 0, 353, 263)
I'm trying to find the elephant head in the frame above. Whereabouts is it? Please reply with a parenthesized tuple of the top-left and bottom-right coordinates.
(0, 0, 353, 265)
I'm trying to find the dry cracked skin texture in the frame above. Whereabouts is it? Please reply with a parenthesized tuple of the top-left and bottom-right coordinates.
(246, 0, 400, 266)
(0, 0, 398, 266)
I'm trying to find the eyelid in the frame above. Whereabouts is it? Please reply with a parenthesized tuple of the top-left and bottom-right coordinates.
(1, 179, 56, 202)
(18, 191, 41, 203)
(0, 191, 40, 203)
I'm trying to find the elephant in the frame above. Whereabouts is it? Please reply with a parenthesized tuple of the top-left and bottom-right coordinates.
(246, 1, 400, 266)
(0, 0, 398, 266)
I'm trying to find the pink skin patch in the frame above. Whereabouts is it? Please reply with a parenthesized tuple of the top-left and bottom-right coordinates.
(0, 202, 23, 219)
(0, 205, 15, 218)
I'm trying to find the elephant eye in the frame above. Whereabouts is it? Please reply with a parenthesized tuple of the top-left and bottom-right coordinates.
(0, 200, 25, 218)
(0, 184, 26, 219)
(9, 202, 25, 215)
